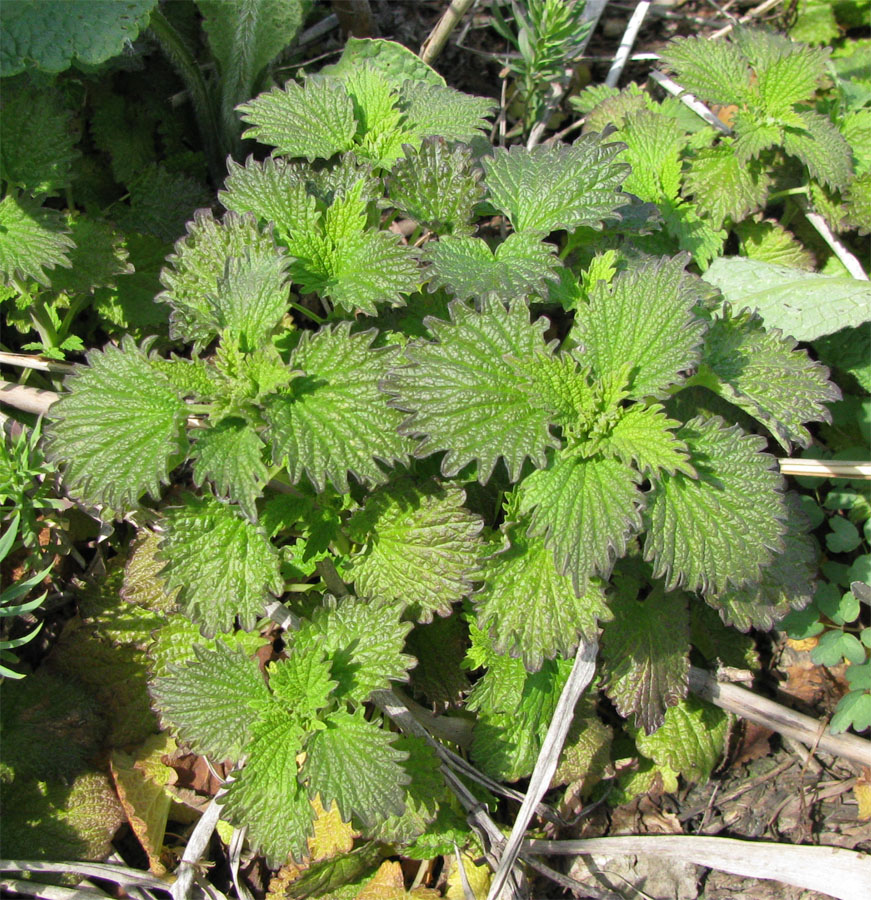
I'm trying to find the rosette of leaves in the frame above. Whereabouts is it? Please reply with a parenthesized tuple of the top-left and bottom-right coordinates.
(44, 43, 840, 849)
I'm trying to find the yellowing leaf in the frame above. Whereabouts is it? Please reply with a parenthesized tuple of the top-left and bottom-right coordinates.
(854, 778, 871, 821)
(356, 861, 440, 900)
(445, 851, 491, 900)
(309, 794, 357, 860)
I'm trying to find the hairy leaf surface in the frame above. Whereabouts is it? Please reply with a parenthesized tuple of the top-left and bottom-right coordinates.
(475, 524, 611, 671)
(191, 418, 268, 521)
(399, 82, 495, 145)
(269, 651, 337, 722)
(643, 416, 786, 593)
(483, 137, 629, 233)
(347, 481, 483, 621)
(602, 404, 695, 478)
(387, 299, 559, 481)
(659, 36, 752, 105)
(265, 324, 409, 492)
(301, 709, 409, 826)
(150, 641, 269, 761)
(0, 195, 73, 286)
(238, 77, 356, 159)
(46, 338, 188, 512)
(602, 585, 690, 734)
(425, 233, 559, 301)
(697, 306, 839, 450)
(573, 255, 706, 400)
(782, 110, 853, 190)
(160, 494, 283, 635)
(519, 454, 644, 595)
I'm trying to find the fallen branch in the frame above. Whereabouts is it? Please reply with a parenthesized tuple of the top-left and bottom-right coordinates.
(0, 380, 59, 416)
(523, 834, 871, 900)
(779, 458, 871, 480)
(688, 667, 871, 768)
(420, 0, 477, 66)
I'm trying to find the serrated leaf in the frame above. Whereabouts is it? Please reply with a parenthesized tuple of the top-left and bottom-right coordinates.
(573, 254, 705, 400)
(160, 493, 283, 635)
(756, 44, 829, 115)
(783, 110, 853, 191)
(554, 708, 613, 798)
(634, 695, 729, 781)
(120, 163, 211, 244)
(733, 109, 784, 162)
(399, 82, 495, 145)
(301, 709, 409, 826)
(470, 656, 572, 781)
(220, 155, 315, 240)
(703, 256, 871, 341)
(150, 640, 271, 761)
(690, 600, 759, 669)
(602, 404, 695, 478)
(643, 416, 786, 594)
(322, 37, 445, 88)
(660, 200, 727, 269)
(682, 143, 771, 228)
(425, 232, 560, 302)
(706, 506, 817, 631)
(347, 481, 482, 622)
(697, 306, 839, 450)
(386, 299, 559, 482)
(158, 210, 282, 347)
(659, 36, 752, 106)
(388, 137, 483, 236)
(0, 194, 74, 286)
(0, 0, 156, 75)
(49, 216, 134, 296)
(602, 585, 689, 734)
(340, 65, 406, 167)
(735, 219, 814, 269)
(475, 523, 611, 671)
(269, 650, 337, 722)
(844, 171, 871, 235)
(122, 529, 180, 613)
(45, 337, 188, 512)
(191, 418, 268, 521)
(219, 707, 313, 866)
(292, 597, 415, 702)
(238, 77, 357, 160)
(0, 77, 78, 195)
(265, 324, 410, 492)
(618, 109, 685, 203)
(148, 617, 266, 679)
(483, 137, 629, 233)
(519, 454, 644, 595)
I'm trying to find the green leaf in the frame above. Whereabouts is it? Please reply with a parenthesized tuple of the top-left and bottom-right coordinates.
(399, 81, 496, 145)
(844, 171, 871, 235)
(218, 707, 313, 866)
(0, 77, 78, 196)
(120, 163, 211, 243)
(269, 650, 337, 722)
(602, 584, 689, 734)
(483, 137, 629, 234)
(285, 181, 420, 315)
(733, 108, 784, 162)
(827, 516, 862, 553)
(265, 324, 410, 492)
(783, 110, 853, 191)
(634, 695, 729, 781)
(425, 233, 560, 301)
(0, 194, 74, 286)
(292, 597, 415, 703)
(49, 217, 134, 296)
(703, 257, 871, 341)
(735, 220, 815, 270)
(160, 493, 283, 635)
(573, 254, 706, 400)
(238, 77, 357, 160)
(659, 36, 752, 106)
(322, 37, 445, 87)
(191, 418, 268, 521)
(690, 599, 759, 669)
(158, 209, 283, 347)
(198, 0, 306, 144)
(301, 709, 409, 826)
(617, 109, 685, 204)
(386, 299, 559, 482)
(346, 481, 483, 622)
(811, 629, 867, 666)
(519, 454, 644, 595)
(45, 337, 188, 512)
(339, 64, 406, 167)
(387, 137, 484, 236)
(150, 639, 271, 761)
(643, 416, 786, 594)
(474, 523, 611, 671)
(756, 44, 829, 114)
(122, 529, 180, 613)
(0, 0, 156, 75)
(659, 200, 727, 269)
(696, 306, 840, 451)
(602, 404, 695, 478)
(682, 142, 770, 228)
(148, 617, 266, 679)
(830, 689, 871, 734)
(405, 615, 470, 706)
(470, 655, 572, 781)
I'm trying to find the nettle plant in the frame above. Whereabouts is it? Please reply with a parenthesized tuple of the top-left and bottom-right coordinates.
(44, 41, 841, 863)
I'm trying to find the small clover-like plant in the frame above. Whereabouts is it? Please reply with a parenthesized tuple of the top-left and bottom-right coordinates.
(42, 37, 841, 864)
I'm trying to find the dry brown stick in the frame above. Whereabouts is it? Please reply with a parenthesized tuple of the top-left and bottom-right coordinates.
(0, 380, 59, 416)
(688, 667, 871, 769)
(420, 0, 477, 67)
